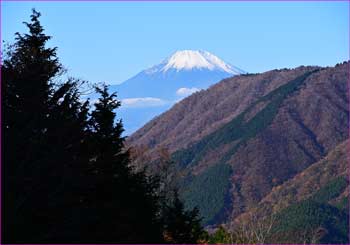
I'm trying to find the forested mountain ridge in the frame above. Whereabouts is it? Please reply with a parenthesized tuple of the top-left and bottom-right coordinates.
(128, 65, 320, 154)
(231, 139, 349, 243)
(248, 139, 349, 217)
(128, 62, 349, 233)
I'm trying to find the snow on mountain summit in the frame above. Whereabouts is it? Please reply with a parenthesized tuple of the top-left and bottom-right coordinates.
(112, 50, 246, 134)
(146, 50, 245, 75)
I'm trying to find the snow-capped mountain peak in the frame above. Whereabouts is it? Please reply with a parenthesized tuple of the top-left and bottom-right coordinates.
(158, 50, 244, 74)
(112, 49, 246, 134)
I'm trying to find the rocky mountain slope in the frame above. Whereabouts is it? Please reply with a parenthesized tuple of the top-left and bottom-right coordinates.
(128, 62, 349, 231)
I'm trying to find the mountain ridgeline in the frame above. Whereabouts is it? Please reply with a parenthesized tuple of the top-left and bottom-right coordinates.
(128, 62, 350, 243)
(112, 50, 244, 99)
(108, 50, 245, 134)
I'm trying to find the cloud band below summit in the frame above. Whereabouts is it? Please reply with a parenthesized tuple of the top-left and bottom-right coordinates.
(121, 97, 168, 108)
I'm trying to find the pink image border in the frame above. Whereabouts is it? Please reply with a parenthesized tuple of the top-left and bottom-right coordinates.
(0, 0, 349, 244)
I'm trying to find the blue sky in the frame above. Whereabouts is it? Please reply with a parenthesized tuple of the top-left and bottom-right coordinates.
(2, 1, 349, 85)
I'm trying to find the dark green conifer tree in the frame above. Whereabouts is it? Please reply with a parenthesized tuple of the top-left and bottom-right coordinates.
(2, 9, 90, 242)
(2, 10, 205, 244)
(80, 84, 163, 243)
(161, 191, 206, 243)
(208, 225, 232, 244)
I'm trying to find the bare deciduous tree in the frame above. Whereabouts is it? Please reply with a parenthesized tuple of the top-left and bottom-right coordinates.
(227, 212, 276, 244)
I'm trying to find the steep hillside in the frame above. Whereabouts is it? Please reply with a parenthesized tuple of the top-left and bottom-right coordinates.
(271, 199, 348, 243)
(234, 140, 349, 224)
(232, 140, 349, 244)
(128, 66, 318, 154)
(128, 62, 349, 226)
(243, 139, 349, 218)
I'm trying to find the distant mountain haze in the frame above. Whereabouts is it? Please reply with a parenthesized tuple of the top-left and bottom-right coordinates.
(108, 50, 245, 134)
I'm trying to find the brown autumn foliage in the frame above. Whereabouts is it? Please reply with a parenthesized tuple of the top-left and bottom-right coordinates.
(233, 139, 350, 226)
(128, 62, 349, 226)
(127, 66, 319, 156)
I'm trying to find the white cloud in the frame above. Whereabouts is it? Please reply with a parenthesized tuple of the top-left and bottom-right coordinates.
(121, 97, 168, 108)
(176, 87, 200, 97)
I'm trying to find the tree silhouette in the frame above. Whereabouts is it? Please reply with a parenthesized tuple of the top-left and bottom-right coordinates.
(2, 9, 72, 242)
(161, 191, 206, 243)
(75, 84, 163, 243)
(2, 9, 205, 244)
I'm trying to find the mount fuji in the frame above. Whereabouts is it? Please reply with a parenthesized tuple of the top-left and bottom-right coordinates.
(109, 50, 245, 134)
